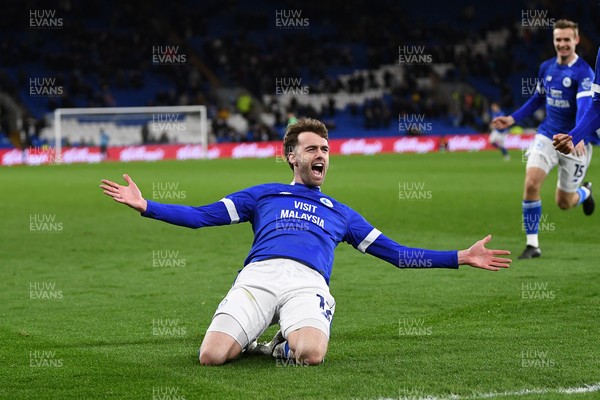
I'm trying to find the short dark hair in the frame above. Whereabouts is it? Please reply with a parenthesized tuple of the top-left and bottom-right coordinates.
(554, 19, 578, 37)
(282, 118, 328, 170)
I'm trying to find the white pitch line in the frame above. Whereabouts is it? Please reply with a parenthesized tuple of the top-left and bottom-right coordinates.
(382, 382, 600, 400)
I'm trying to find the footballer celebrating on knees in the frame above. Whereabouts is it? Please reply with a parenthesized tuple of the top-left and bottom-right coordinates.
(492, 19, 595, 260)
(100, 118, 511, 366)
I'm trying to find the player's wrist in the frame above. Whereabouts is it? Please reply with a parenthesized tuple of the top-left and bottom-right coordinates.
(457, 249, 470, 265)
(136, 198, 148, 213)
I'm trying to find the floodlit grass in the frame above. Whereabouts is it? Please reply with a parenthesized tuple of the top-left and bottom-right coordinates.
(2, 150, 599, 399)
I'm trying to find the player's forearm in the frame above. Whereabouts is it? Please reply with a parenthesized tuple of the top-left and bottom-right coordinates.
(569, 99, 600, 145)
(365, 234, 459, 269)
(511, 92, 545, 123)
(141, 200, 232, 228)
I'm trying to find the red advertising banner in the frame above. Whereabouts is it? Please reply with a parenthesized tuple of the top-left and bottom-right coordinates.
(0, 134, 535, 166)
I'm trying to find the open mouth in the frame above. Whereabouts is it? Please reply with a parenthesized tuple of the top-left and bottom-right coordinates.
(311, 162, 324, 178)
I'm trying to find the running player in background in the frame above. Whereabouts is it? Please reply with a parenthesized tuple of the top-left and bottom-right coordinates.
(492, 19, 594, 260)
(100, 118, 511, 366)
(488, 102, 510, 161)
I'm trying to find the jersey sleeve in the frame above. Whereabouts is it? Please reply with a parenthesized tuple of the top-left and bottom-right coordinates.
(141, 186, 259, 228)
(342, 207, 459, 269)
(569, 99, 600, 145)
(142, 200, 234, 228)
(575, 69, 594, 125)
(569, 50, 600, 145)
(511, 67, 546, 123)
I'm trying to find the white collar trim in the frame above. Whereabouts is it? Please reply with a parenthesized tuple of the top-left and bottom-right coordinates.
(290, 181, 321, 191)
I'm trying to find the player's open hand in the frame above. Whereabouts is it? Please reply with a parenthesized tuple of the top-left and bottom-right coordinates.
(552, 133, 575, 155)
(491, 116, 515, 130)
(458, 235, 511, 271)
(100, 174, 147, 213)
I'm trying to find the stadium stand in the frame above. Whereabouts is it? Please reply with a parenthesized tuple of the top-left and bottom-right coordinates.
(0, 0, 597, 148)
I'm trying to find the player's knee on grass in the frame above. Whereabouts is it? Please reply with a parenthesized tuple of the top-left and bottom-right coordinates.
(294, 344, 326, 365)
(287, 327, 329, 365)
(199, 331, 242, 366)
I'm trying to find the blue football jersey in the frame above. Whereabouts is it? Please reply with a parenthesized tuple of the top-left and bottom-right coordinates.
(593, 49, 600, 101)
(569, 48, 600, 145)
(142, 182, 458, 284)
(535, 55, 594, 138)
(512, 55, 594, 141)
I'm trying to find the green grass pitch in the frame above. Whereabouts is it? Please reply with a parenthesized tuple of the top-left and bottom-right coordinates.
(1, 150, 599, 399)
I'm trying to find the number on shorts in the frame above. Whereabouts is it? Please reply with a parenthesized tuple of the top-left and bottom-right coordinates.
(316, 294, 333, 323)
(574, 163, 584, 179)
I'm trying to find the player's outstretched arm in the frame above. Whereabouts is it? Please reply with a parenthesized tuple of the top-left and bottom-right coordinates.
(552, 133, 575, 155)
(100, 174, 148, 213)
(457, 235, 511, 271)
(100, 174, 246, 229)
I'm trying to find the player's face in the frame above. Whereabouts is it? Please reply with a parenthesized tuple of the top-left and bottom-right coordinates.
(553, 28, 579, 62)
(290, 131, 329, 187)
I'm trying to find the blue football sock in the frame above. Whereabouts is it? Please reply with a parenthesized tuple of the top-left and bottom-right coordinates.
(576, 186, 591, 205)
(523, 200, 542, 247)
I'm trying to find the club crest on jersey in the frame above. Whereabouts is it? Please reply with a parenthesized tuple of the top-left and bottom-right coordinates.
(562, 77, 571, 88)
(320, 198, 333, 208)
(581, 77, 592, 91)
(546, 75, 552, 82)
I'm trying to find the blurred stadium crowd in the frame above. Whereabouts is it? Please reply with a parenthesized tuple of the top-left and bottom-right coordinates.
(0, 0, 598, 148)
